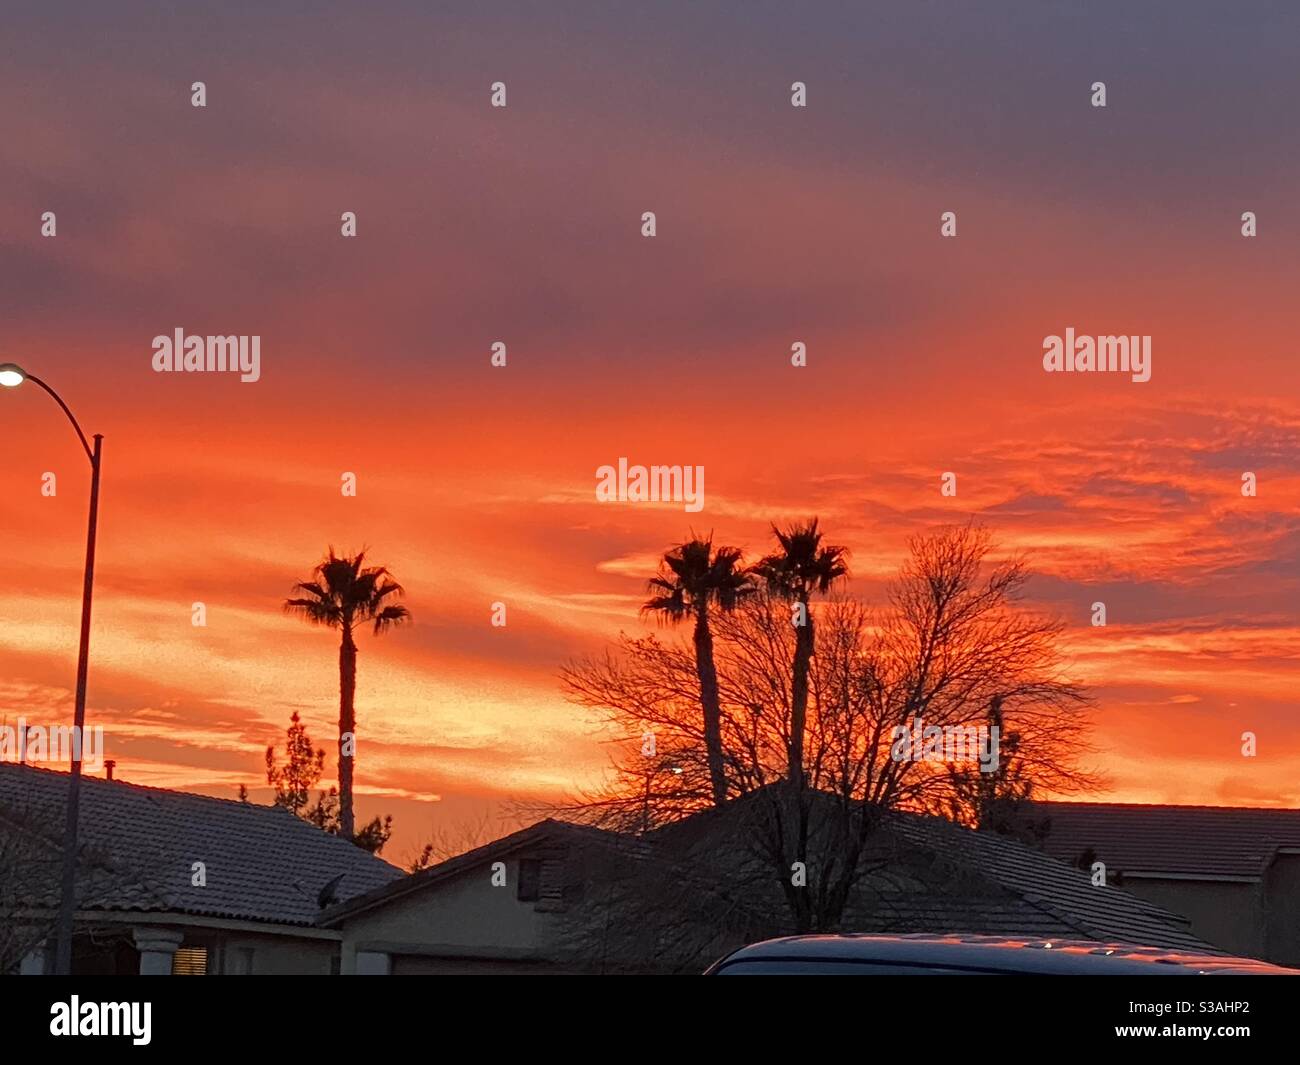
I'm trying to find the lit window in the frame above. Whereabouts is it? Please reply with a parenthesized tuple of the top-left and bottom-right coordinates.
(172, 946, 208, 976)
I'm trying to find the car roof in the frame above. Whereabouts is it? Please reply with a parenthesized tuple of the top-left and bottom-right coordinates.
(707, 933, 1300, 975)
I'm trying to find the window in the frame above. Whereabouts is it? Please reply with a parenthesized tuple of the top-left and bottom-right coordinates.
(516, 858, 542, 902)
(225, 947, 255, 975)
(171, 946, 208, 976)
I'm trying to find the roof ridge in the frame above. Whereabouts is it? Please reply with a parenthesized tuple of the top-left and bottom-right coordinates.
(1033, 800, 1300, 814)
(898, 809, 1203, 931)
(0, 761, 285, 814)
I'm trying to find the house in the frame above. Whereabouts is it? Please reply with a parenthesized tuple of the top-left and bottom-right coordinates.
(2, 763, 1229, 975)
(0, 762, 403, 974)
(320, 819, 651, 974)
(1027, 801, 1300, 967)
(319, 795, 1219, 974)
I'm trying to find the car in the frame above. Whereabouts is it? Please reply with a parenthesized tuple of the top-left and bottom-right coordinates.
(703, 933, 1300, 975)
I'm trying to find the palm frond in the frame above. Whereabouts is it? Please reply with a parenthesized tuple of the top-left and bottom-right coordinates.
(754, 518, 849, 598)
(642, 536, 751, 620)
(283, 597, 341, 627)
(286, 547, 411, 634)
(372, 603, 411, 635)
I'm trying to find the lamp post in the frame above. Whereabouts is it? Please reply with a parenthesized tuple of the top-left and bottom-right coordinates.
(0, 362, 102, 976)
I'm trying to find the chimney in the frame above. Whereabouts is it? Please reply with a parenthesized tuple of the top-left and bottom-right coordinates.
(104, 759, 116, 781)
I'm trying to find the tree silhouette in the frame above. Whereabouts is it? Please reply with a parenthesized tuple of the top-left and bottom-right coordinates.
(284, 548, 409, 840)
(0, 805, 62, 973)
(942, 696, 1052, 844)
(642, 537, 751, 806)
(561, 522, 1096, 934)
(265, 711, 324, 818)
(752, 518, 848, 787)
(266, 710, 395, 855)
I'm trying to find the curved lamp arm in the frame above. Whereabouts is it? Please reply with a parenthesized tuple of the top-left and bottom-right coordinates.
(24, 372, 95, 466)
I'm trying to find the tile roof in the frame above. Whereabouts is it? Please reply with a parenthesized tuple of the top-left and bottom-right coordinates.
(888, 812, 1216, 952)
(1028, 801, 1300, 879)
(0, 763, 403, 927)
(645, 792, 1216, 951)
(330, 792, 1217, 957)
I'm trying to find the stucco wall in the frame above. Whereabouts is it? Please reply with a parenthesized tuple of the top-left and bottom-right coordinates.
(1263, 854, 1300, 966)
(175, 927, 339, 975)
(338, 858, 556, 973)
(1119, 878, 1262, 957)
(222, 933, 337, 975)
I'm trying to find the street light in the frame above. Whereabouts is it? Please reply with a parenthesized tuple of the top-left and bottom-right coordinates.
(1, 362, 103, 976)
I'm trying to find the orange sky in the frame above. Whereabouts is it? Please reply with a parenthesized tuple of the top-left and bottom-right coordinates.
(2, 2, 1298, 860)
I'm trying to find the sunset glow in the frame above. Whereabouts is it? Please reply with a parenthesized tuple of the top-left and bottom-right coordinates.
(3, 3, 1298, 862)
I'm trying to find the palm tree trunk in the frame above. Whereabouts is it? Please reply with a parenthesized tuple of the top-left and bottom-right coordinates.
(693, 607, 728, 806)
(789, 600, 813, 788)
(338, 626, 357, 840)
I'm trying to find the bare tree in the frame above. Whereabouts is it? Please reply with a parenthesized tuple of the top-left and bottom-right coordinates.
(406, 807, 514, 873)
(0, 805, 64, 973)
(560, 522, 1096, 935)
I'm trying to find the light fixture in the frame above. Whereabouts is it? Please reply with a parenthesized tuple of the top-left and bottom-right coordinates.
(1, 362, 104, 975)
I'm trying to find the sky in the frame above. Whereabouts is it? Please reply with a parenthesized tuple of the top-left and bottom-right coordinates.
(1, 1, 1298, 861)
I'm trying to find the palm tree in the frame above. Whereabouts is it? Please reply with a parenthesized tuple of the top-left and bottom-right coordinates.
(753, 519, 849, 787)
(642, 536, 751, 807)
(284, 548, 410, 840)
